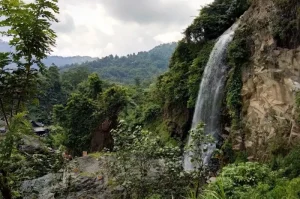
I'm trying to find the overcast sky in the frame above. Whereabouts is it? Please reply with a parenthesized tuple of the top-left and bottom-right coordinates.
(42, 0, 213, 57)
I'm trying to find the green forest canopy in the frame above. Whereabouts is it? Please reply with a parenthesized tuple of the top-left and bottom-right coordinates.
(60, 42, 177, 85)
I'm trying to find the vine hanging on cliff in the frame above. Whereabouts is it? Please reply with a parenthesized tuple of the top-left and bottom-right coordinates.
(226, 25, 252, 130)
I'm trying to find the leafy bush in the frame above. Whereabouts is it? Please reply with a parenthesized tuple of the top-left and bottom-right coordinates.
(226, 26, 252, 130)
(141, 103, 162, 123)
(53, 94, 98, 155)
(185, 123, 215, 198)
(226, 66, 243, 130)
(206, 162, 277, 199)
(46, 125, 67, 149)
(0, 114, 64, 198)
(185, 0, 250, 42)
(109, 121, 190, 198)
(53, 72, 129, 155)
(100, 86, 128, 117)
(272, 0, 300, 48)
(187, 41, 215, 108)
(281, 146, 300, 179)
(240, 177, 300, 199)
(203, 155, 300, 199)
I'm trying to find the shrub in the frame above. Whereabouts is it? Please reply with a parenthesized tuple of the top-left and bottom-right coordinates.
(241, 177, 300, 199)
(185, 0, 250, 42)
(281, 146, 300, 179)
(204, 159, 300, 199)
(109, 121, 189, 198)
(206, 162, 277, 199)
(46, 125, 67, 149)
(226, 26, 252, 130)
(187, 41, 215, 108)
(272, 0, 300, 48)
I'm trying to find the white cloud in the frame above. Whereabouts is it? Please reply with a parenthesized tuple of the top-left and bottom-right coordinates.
(154, 32, 183, 43)
(22, 0, 214, 57)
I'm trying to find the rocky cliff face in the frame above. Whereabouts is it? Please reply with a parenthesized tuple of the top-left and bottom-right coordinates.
(238, 0, 300, 160)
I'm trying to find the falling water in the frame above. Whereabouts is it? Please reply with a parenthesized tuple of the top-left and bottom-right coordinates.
(184, 22, 239, 171)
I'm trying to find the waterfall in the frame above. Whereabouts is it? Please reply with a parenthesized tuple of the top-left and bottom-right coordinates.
(184, 22, 239, 171)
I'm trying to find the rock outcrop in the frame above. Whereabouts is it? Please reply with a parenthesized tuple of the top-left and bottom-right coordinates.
(20, 155, 122, 199)
(237, 0, 300, 160)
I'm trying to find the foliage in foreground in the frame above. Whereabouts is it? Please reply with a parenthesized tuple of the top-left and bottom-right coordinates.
(109, 121, 189, 199)
(0, 0, 59, 127)
(185, 123, 215, 198)
(201, 146, 300, 199)
(0, 114, 64, 199)
(108, 122, 218, 199)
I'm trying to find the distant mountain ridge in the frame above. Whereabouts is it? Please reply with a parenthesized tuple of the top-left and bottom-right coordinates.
(0, 39, 177, 84)
(42, 56, 97, 67)
(61, 42, 177, 84)
(0, 40, 96, 67)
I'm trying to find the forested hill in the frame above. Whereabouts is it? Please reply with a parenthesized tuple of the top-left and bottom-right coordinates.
(0, 40, 96, 67)
(61, 42, 177, 84)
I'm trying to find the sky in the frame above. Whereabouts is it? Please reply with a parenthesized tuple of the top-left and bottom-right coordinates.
(34, 0, 213, 57)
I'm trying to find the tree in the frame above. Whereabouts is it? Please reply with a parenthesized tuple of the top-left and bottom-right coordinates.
(0, 113, 64, 199)
(184, 0, 249, 42)
(29, 65, 67, 124)
(0, 2, 60, 197)
(53, 80, 129, 155)
(186, 123, 215, 198)
(53, 94, 98, 155)
(0, 52, 12, 127)
(78, 73, 103, 100)
(61, 67, 90, 92)
(110, 121, 189, 198)
(101, 86, 128, 117)
(0, 113, 31, 199)
(0, 0, 59, 122)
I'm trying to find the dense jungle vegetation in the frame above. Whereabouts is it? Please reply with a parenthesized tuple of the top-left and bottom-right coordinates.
(1, 0, 300, 198)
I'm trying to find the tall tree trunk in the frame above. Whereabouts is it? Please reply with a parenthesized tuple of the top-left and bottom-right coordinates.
(15, 95, 21, 115)
(0, 98, 9, 127)
(10, 97, 14, 118)
(195, 178, 200, 198)
(16, 67, 30, 115)
(0, 170, 12, 199)
(195, 168, 204, 198)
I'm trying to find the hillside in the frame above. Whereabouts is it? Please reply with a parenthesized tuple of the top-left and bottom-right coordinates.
(42, 56, 97, 67)
(61, 42, 177, 84)
(0, 38, 176, 84)
(0, 40, 96, 67)
(2, 0, 300, 198)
